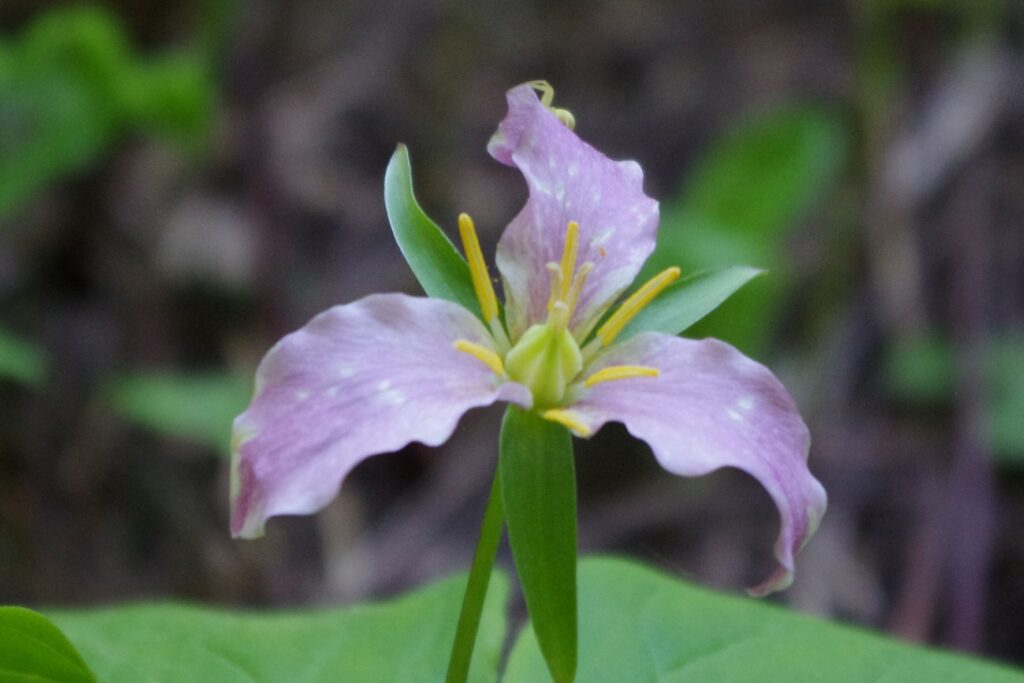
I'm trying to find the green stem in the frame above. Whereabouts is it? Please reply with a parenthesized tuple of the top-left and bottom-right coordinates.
(445, 469, 505, 683)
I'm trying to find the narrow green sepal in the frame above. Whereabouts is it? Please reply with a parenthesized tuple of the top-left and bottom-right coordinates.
(617, 266, 764, 341)
(384, 144, 482, 317)
(500, 406, 578, 683)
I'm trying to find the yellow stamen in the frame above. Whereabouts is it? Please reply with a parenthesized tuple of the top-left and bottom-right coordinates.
(594, 267, 681, 347)
(458, 213, 498, 323)
(559, 221, 579, 300)
(527, 80, 556, 107)
(565, 262, 594, 320)
(526, 80, 575, 130)
(583, 365, 659, 388)
(541, 408, 592, 437)
(453, 339, 505, 377)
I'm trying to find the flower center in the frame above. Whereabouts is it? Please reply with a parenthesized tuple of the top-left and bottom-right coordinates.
(451, 212, 679, 423)
(502, 221, 594, 407)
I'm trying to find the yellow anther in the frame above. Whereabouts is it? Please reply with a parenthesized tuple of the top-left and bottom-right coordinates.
(541, 408, 592, 437)
(565, 262, 594, 320)
(458, 213, 499, 322)
(554, 108, 576, 130)
(526, 80, 575, 130)
(453, 339, 506, 377)
(559, 221, 579, 300)
(595, 267, 681, 347)
(583, 365, 659, 388)
(528, 80, 556, 107)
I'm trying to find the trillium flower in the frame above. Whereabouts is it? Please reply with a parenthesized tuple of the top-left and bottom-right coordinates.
(230, 81, 826, 596)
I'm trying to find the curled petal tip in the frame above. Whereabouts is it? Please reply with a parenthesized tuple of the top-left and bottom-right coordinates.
(746, 566, 795, 598)
(229, 445, 267, 539)
(567, 334, 827, 596)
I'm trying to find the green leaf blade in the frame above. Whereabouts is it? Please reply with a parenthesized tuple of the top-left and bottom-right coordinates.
(619, 266, 764, 341)
(0, 607, 97, 683)
(51, 571, 509, 683)
(384, 144, 481, 317)
(504, 557, 1024, 682)
(499, 406, 578, 683)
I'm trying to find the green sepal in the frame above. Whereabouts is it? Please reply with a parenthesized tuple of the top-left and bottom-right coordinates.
(384, 144, 482, 318)
(618, 266, 764, 341)
(500, 406, 578, 683)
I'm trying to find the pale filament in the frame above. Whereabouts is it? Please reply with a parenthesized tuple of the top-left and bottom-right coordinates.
(546, 221, 594, 333)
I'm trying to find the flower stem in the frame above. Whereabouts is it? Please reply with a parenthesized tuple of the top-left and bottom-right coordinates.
(445, 469, 505, 683)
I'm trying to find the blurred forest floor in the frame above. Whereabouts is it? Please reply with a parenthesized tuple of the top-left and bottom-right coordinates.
(2, 0, 1024, 667)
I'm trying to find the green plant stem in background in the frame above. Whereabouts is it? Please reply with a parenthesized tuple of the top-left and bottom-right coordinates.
(445, 470, 505, 683)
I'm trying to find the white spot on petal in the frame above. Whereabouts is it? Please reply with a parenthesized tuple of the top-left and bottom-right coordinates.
(737, 396, 755, 411)
(377, 379, 391, 391)
(381, 388, 405, 406)
(337, 365, 356, 379)
(295, 389, 310, 401)
(591, 229, 613, 246)
(727, 408, 744, 423)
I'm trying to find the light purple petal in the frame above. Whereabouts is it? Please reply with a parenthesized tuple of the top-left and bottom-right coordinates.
(230, 293, 531, 538)
(488, 84, 659, 340)
(569, 333, 826, 595)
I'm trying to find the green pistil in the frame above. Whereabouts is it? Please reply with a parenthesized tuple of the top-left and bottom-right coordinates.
(505, 320, 583, 409)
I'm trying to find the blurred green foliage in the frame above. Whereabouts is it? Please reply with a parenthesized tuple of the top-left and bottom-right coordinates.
(0, 6, 213, 218)
(884, 332, 1024, 465)
(0, 325, 48, 386)
(104, 372, 252, 455)
(642, 105, 848, 356)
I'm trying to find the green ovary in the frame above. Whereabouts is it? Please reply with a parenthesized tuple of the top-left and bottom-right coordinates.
(504, 321, 582, 409)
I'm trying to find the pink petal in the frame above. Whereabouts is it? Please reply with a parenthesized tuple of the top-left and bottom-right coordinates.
(230, 293, 531, 538)
(488, 84, 659, 340)
(570, 333, 826, 595)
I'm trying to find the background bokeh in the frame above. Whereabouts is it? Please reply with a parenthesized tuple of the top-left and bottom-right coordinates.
(2, 0, 1023, 666)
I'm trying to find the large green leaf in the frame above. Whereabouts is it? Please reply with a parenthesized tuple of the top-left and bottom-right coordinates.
(104, 371, 252, 455)
(504, 557, 1024, 682)
(499, 406, 577, 683)
(384, 145, 481, 317)
(0, 327, 48, 387)
(51, 571, 509, 683)
(619, 266, 763, 342)
(0, 606, 97, 683)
